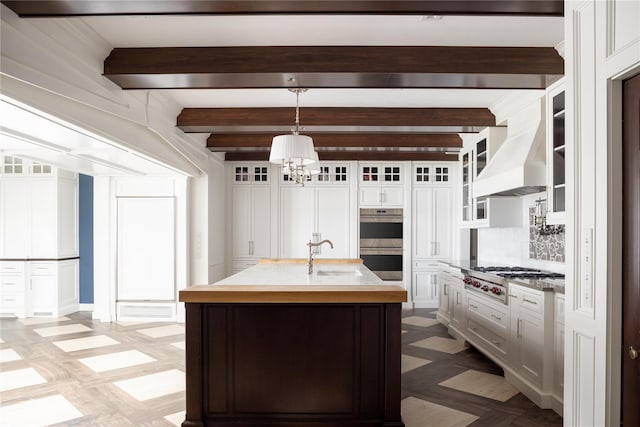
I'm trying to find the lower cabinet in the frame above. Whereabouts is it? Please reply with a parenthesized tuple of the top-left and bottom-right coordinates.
(0, 262, 26, 318)
(436, 278, 563, 415)
(0, 260, 78, 318)
(466, 294, 509, 362)
(412, 260, 440, 308)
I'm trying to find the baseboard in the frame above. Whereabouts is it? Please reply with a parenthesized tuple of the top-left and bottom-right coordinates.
(78, 303, 94, 311)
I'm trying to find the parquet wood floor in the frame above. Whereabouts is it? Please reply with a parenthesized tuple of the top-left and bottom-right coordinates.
(0, 309, 562, 426)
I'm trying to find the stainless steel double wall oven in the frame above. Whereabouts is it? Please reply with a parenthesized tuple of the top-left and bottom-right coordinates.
(359, 208, 403, 281)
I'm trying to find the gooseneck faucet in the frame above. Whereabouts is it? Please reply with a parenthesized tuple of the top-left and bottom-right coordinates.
(307, 239, 334, 274)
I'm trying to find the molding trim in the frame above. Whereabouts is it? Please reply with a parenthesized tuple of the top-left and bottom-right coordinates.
(78, 303, 94, 311)
(488, 90, 546, 126)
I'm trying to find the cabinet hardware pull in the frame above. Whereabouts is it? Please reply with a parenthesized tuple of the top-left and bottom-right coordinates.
(5, 298, 16, 302)
(444, 284, 448, 296)
(471, 327, 478, 332)
(509, 294, 518, 299)
(517, 319, 521, 338)
(470, 303, 478, 309)
(491, 314, 502, 321)
(523, 298, 538, 305)
(491, 340, 501, 346)
(4, 283, 17, 286)
(456, 293, 460, 305)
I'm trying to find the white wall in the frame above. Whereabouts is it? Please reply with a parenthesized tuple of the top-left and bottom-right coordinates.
(207, 156, 227, 283)
(477, 193, 565, 273)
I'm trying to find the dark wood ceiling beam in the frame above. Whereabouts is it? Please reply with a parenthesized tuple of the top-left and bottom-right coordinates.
(104, 46, 564, 90)
(224, 151, 458, 161)
(1, 1, 564, 17)
(208, 133, 462, 150)
(178, 108, 495, 132)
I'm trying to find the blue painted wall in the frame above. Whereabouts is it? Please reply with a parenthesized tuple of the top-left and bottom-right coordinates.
(79, 174, 94, 304)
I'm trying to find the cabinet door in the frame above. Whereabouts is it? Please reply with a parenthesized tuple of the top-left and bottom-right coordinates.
(0, 180, 30, 258)
(413, 188, 433, 258)
(232, 187, 252, 257)
(450, 286, 466, 329)
(432, 187, 452, 258)
(359, 187, 381, 206)
(316, 187, 350, 258)
(280, 187, 315, 258)
(438, 276, 450, 316)
(251, 187, 271, 258)
(413, 270, 438, 307)
(29, 275, 56, 316)
(517, 309, 544, 384)
(30, 180, 57, 257)
(381, 187, 403, 206)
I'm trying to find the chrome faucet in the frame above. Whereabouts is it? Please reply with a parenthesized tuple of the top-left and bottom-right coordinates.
(307, 239, 334, 274)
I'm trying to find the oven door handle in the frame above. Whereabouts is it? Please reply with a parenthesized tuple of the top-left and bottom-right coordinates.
(360, 248, 403, 256)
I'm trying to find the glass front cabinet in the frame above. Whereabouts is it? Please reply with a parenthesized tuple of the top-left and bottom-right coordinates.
(546, 80, 566, 224)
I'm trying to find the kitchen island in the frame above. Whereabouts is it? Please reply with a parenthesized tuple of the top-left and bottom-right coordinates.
(179, 260, 407, 427)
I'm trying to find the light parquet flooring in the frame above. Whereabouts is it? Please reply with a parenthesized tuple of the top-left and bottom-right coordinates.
(0, 309, 562, 427)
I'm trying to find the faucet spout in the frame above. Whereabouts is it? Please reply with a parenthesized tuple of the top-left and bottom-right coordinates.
(307, 239, 334, 274)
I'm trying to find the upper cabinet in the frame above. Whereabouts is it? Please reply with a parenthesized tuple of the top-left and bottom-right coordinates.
(359, 163, 405, 207)
(232, 163, 270, 184)
(546, 80, 566, 224)
(459, 128, 521, 228)
(0, 156, 78, 259)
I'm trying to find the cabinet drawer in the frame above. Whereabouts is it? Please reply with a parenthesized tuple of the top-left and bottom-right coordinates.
(414, 260, 440, 270)
(29, 263, 57, 276)
(519, 291, 543, 314)
(468, 318, 508, 357)
(0, 262, 24, 274)
(467, 295, 509, 329)
(1, 277, 24, 293)
(232, 260, 258, 271)
(1, 293, 23, 307)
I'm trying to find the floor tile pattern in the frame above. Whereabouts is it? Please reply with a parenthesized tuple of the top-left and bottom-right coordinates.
(0, 309, 562, 426)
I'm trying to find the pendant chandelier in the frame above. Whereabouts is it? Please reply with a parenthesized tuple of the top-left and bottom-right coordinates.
(269, 88, 319, 185)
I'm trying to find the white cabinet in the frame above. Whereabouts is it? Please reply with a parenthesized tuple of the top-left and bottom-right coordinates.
(508, 284, 554, 388)
(232, 186, 271, 259)
(437, 268, 452, 324)
(546, 79, 566, 224)
(359, 163, 405, 207)
(412, 260, 440, 307)
(466, 294, 509, 361)
(459, 128, 520, 228)
(280, 185, 351, 259)
(231, 163, 270, 184)
(413, 187, 452, 259)
(0, 156, 78, 259)
(29, 263, 57, 317)
(553, 293, 565, 401)
(0, 262, 26, 318)
(449, 281, 467, 333)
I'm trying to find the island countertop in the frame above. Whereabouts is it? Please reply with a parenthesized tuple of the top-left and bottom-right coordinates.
(179, 260, 407, 303)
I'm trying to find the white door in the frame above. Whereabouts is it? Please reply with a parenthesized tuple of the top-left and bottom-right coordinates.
(433, 187, 452, 258)
(251, 186, 271, 258)
(30, 275, 56, 316)
(413, 270, 438, 306)
(232, 187, 252, 257)
(316, 187, 350, 258)
(413, 188, 433, 258)
(381, 187, 404, 206)
(117, 197, 175, 301)
(280, 187, 315, 258)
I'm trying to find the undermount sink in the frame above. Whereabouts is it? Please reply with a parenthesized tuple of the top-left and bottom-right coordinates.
(316, 269, 362, 277)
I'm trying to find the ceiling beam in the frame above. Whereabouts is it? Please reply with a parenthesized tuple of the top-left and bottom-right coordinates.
(178, 108, 496, 133)
(104, 46, 564, 90)
(1, 1, 564, 17)
(208, 133, 463, 151)
(224, 151, 458, 161)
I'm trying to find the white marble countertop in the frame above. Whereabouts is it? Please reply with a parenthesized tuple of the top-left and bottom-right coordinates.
(179, 261, 407, 303)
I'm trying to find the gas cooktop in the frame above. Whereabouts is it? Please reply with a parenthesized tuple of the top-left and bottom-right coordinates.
(470, 266, 565, 280)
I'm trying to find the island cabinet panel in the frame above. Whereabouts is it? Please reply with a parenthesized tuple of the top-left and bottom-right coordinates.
(184, 302, 403, 427)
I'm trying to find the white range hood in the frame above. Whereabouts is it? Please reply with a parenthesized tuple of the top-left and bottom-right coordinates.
(473, 99, 547, 198)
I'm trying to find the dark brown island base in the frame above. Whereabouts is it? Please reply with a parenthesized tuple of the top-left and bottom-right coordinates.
(178, 259, 407, 427)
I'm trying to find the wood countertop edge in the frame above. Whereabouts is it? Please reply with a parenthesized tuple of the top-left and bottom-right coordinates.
(179, 285, 407, 303)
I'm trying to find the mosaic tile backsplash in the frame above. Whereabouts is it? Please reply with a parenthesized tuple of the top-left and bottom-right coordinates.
(529, 207, 565, 262)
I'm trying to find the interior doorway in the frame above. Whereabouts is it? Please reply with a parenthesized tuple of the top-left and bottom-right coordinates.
(622, 71, 640, 426)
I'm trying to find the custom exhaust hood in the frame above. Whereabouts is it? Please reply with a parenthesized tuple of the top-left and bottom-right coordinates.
(473, 99, 546, 198)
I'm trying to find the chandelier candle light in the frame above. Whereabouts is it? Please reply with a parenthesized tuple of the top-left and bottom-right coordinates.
(269, 88, 319, 185)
